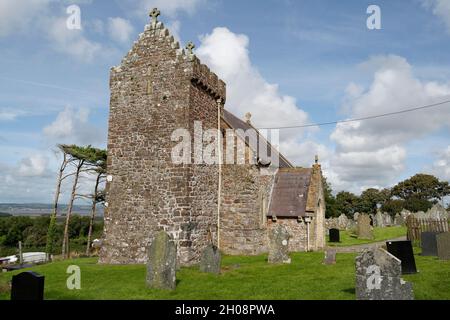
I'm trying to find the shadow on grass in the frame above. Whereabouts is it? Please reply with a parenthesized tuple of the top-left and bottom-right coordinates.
(342, 288, 355, 295)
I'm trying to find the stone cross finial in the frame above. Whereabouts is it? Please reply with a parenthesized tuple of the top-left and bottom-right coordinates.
(149, 8, 160, 26)
(244, 112, 252, 123)
(186, 41, 195, 54)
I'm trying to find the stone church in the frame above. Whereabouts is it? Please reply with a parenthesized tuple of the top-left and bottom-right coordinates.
(99, 9, 325, 266)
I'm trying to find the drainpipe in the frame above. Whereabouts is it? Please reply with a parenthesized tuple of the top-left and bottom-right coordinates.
(304, 216, 312, 252)
(217, 98, 223, 249)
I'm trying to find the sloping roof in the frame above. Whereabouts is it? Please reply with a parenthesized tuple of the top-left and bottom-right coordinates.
(222, 110, 292, 168)
(268, 168, 313, 217)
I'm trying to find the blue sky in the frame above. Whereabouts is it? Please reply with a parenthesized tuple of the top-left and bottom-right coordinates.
(0, 0, 449, 203)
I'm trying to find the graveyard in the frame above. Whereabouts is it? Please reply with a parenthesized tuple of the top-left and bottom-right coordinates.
(1, 244, 449, 300)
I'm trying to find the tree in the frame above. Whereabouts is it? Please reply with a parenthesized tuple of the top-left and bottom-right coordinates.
(335, 191, 359, 217)
(322, 177, 338, 218)
(61, 145, 105, 259)
(86, 149, 107, 255)
(381, 199, 405, 216)
(392, 174, 449, 202)
(46, 145, 74, 256)
(356, 188, 391, 215)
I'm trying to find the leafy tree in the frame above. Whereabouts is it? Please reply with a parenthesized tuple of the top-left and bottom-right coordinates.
(403, 197, 433, 213)
(381, 199, 405, 216)
(335, 191, 359, 217)
(61, 145, 107, 259)
(392, 174, 449, 202)
(322, 177, 338, 218)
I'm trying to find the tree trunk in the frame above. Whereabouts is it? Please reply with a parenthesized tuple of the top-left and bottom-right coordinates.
(86, 172, 101, 256)
(62, 160, 84, 259)
(46, 153, 67, 256)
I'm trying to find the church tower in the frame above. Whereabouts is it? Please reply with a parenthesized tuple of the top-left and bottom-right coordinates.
(99, 9, 226, 266)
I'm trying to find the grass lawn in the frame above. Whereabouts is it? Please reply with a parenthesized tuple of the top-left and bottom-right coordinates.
(1, 250, 449, 300)
(327, 226, 407, 247)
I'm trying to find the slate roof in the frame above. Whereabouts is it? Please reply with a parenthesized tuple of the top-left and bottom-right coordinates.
(222, 110, 292, 168)
(268, 168, 313, 218)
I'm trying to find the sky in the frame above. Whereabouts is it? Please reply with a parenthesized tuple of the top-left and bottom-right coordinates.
(0, 0, 449, 204)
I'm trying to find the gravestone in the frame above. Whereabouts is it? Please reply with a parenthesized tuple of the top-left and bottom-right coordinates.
(421, 232, 439, 256)
(394, 214, 404, 226)
(337, 214, 349, 230)
(427, 204, 449, 220)
(323, 249, 336, 265)
(353, 212, 360, 222)
(436, 232, 450, 260)
(357, 214, 374, 240)
(329, 229, 340, 243)
(383, 213, 393, 226)
(146, 231, 177, 290)
(11, 271, 45, 301)
(268, 224, 291, 264)
(375, 211, 384, 227)
(386, 240, 417, 274)
(199, 244, 221, 274)
(355, 248, 414, 300)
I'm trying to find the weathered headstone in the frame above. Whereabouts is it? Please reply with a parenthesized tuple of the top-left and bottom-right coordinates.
(337, 214, 349, 230)
(357, 214, 374, 240)
(323, 249, 336, 265)
(436, 232, 450, 260)
(11, 271, 45, 301)
(394, 214, 404, 226)
(329, 228, 340, 243)
(199, 244, 221, 274)
(146, 231, 177, 290)
(268, 224, 291, 264)
(421, 232, 439, 256)
(386, 241, 417, 274)
(383, 213, 393, 226)
(353, 212, 360, 222)
(427, 204, 449, 220)
(375, 211, 384, 227)
(355, 248, 414, 300)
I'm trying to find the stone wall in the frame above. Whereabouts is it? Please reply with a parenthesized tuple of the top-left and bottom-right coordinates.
(99, 21, 226, 266)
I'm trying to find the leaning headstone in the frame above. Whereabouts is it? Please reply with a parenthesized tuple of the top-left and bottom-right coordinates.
(386, 241, 417, 274)
(357, 214, 374, 240)
(436, 232, 450, 260)
(323, 250, 337, 265)
(375, 211, 384, 227)
(355, 248, 414, 300)
(268, 224, 291, 264)
(146, 231, 177, 290)
(11, 271, 45, 301)
(421, 232, 439, 256)
(329, 228, 340, 243)
(199, 244, 221, 274)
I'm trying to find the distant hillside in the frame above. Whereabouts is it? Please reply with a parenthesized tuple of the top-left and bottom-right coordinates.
(0, 203, 104, 217)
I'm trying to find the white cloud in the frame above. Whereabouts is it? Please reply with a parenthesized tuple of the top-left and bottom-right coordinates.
(329, 55, 450, 192)
(108, 17, 135, 44)
(196, 27, 313, 146)
(45, 17, 103, 62)
(423, 0, 450, 33)
(0, 0, 52, 37)
(0, 108, 23, 121)
(429, 146, 450, 180)
(18, 154, 49, 177)
(43, 107, 104, 145)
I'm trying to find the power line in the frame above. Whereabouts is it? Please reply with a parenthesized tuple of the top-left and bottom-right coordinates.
(257, 98, 450, 130)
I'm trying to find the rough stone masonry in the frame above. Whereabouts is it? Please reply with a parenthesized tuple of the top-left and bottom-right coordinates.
(99, 9, 325, 266)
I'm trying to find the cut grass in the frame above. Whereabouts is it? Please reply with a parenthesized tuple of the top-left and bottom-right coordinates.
(0, 250, 448, 300)
(327, 226, 407, 247)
